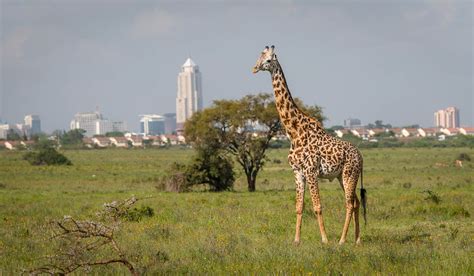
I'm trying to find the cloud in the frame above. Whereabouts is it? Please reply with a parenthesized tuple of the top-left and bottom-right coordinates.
(130, 9, 176, 38)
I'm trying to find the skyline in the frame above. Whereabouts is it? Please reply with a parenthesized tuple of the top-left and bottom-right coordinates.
(1, 0, 472, 132)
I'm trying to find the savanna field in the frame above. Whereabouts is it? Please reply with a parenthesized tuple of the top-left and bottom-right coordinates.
(0, 147, 473, 274)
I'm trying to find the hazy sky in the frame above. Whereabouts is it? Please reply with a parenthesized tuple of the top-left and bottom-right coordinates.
(1, 0, 472, 132)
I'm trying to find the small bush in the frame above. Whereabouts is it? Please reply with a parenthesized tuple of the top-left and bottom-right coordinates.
(122, 205, 155, 222)
(23, 147, 72, 166)
(158, 147, 235, 192)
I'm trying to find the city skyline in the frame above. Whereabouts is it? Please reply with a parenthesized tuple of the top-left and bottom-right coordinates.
(1, 1, 472, 132)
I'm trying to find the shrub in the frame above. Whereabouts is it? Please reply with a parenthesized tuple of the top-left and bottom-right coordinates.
(159, 147, 235, 192)
(186, 147, 235, 191)
(23, 147, 72, 166)
(122, 205, 155, 222)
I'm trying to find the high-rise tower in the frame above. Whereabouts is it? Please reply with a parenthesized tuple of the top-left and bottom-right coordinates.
(176, 58, 202, 129)
(434, 107, 460, 128)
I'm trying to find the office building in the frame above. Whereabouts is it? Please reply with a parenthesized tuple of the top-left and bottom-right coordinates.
(434, 107, 460, 128)
(344, 118, 361, 128)
(24, 115, 41, 135)
(176, 57, 203, 129)
(139, 114, 165, 135)
(70, 111, 126, 137)
(163, 113, 177, 134)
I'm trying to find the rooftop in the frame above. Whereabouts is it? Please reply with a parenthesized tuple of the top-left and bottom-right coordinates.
(182, 57, 197, 67)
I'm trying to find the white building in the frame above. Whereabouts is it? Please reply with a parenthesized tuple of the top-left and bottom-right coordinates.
(139, 114, 165, 135)
(434, 107, 460, 128)
(176, 58, 203, 129)
(0, 124, 9, 139)
(70, 111, 126, 137)
(24, 115, 41, 135)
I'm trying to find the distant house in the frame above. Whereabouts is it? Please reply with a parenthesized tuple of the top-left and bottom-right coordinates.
(446, 128, 461, 136)
(334, 130, 344, 138)
(460, 127, 474, 135)
(127, 136, 143, 147)
(401, 128, 418, 137)
(3, 141, 19, 150)
(146, 135, 165, 146)
(350, 129, 361, 138)
(352, 128, 371, 139)
(439, 128, 460, 136)
(82, 137, 94, 148)
(161, 134, 185, 145)
(109, 137, 128, 148)
(419, 128, 438, 137)
(92, 137, 111, 148)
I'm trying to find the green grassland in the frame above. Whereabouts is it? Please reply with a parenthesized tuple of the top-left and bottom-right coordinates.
(0, 147, 473, 274)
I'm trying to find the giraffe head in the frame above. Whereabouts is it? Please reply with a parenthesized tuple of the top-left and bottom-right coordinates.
(252, 45, 277, 74)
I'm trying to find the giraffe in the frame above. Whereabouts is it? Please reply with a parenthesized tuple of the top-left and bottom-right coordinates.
(253, 45, 366, 245)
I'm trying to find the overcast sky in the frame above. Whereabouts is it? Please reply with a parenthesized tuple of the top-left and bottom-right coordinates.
(1, 0, 472, 132)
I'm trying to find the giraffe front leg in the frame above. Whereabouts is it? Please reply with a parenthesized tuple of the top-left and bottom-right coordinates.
(307, 173, 328, 244)
(294, 170, 305, 245)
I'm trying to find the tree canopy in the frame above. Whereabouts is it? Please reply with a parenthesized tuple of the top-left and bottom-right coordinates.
(185, 93, 325, 192)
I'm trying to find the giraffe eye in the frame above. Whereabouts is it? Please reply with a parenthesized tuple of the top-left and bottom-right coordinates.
(266, 59, 271, 63)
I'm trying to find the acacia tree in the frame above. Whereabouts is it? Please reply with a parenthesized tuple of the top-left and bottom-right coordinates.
(185, 93, 324, 192)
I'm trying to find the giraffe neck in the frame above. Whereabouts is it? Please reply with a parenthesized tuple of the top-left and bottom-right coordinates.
(271, 61, 307, 139)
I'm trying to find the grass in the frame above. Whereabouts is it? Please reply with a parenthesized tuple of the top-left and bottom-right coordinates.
(0, 147, 473, 274)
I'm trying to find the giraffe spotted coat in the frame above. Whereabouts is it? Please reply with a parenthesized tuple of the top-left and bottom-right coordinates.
(254, 45, 366, 245)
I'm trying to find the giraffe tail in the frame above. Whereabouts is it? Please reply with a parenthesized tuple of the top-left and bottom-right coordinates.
(360, 166, 367, 225)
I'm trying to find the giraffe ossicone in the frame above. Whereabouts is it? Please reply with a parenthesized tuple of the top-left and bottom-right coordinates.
(253, 45, 367, 245)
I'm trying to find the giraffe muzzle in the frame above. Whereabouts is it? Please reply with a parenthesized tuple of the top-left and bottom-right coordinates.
(252, 67, 260, 74)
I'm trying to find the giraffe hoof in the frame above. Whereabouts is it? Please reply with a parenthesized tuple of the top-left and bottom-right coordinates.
(294, 240, 300, 246)
(338, 240, 346, 245)
(322, 237, 328, 244)
(356, 239, 361, 245)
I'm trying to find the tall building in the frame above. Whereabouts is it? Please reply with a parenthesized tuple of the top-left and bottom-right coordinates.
(434, 107, 460, 128)
(70, 111, 126, 137)
(139, 114, 165, 135)
(70, 112, 102, 136)
(24, 115, 41, 135)
(0, 124, 9, 139)
(176, 58, 203, 129)
(163, 113, 177, 134)
(344, 118, 361, 128)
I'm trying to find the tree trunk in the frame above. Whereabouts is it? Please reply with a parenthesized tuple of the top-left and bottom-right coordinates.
(247, 170, 258, 192)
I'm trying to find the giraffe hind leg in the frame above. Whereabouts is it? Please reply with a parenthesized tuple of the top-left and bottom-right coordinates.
(338, 169, 358, 245)
(353, 195, 361, 244)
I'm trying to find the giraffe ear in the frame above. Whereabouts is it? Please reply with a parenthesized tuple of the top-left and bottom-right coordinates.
(272, 54, 277, 60)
